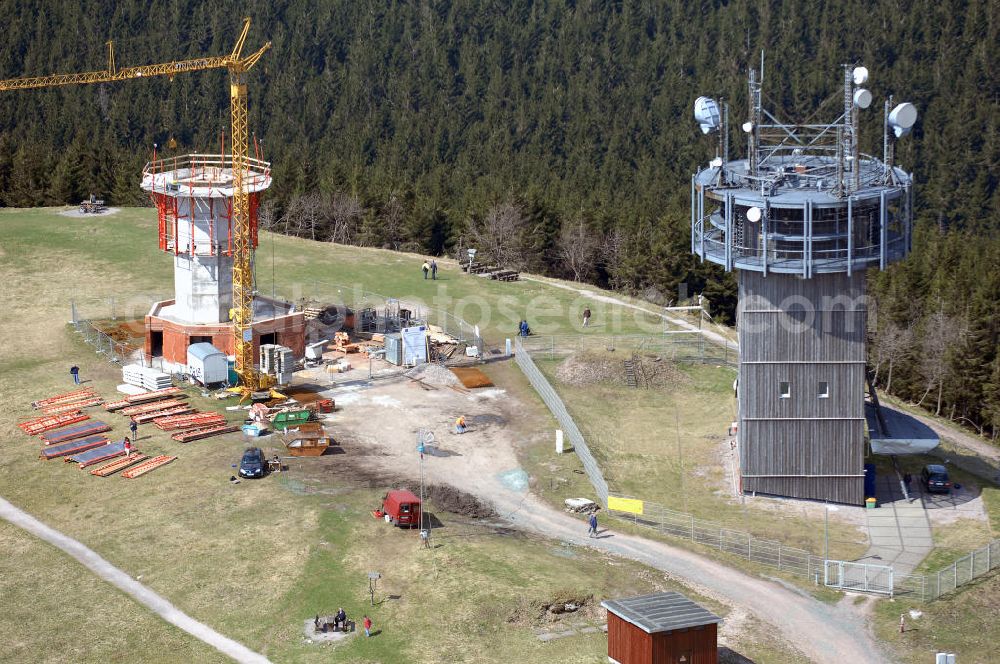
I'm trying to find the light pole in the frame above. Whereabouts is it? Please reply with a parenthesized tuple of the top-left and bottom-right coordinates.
(824, 504, 839, 561)
(416, 429, 434, 547)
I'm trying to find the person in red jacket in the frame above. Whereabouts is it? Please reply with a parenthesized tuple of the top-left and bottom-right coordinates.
(363, 615, 372, 637)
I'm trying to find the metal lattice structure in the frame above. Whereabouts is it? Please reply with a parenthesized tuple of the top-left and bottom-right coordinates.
(0, 18, 271, 396)
(691, 62, 918, 504)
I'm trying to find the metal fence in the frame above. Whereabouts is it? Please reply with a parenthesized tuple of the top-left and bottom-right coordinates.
(514, 336, 609, 505)
(518, 333, 737, 368)
(514, 333, 1000, 599)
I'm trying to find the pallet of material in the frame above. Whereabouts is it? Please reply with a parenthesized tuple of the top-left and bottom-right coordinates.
(40, 435, 110, 460)
(91, 453, 147, 477)
(125, 387, 182, 403)
(40, 421, 112, 445)
(31, 388, 95, 409)
(121, 455, 176, 479)
(19, 412, 89, 435)
(41, 397, 105, 415)
(155, 413, 226, 431)
(103, 399, 131, 412)
(130, 406, 194, 424)
(67, 441, 127, 467)
(171, 424, 240, 443)
(119, 398, 189, 417)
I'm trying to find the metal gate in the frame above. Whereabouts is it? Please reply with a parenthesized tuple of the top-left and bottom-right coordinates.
(824, 560, 895, 596)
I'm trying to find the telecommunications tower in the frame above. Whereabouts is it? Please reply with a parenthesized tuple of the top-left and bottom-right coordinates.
(691, 63, 918, 504)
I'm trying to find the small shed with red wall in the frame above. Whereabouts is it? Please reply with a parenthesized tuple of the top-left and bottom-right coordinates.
(601, 592, 721, 664)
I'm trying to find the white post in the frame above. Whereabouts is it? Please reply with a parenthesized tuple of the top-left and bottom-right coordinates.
(555, 430, 564, 454)
(505, 338, 512, 356)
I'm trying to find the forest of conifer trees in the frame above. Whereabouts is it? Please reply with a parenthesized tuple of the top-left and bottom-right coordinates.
(0, 0, 997, 436)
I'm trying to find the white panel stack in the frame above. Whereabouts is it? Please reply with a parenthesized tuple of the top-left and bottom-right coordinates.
(260, 344, 295, 374)
(141, 368, 172, 391)
(122, 364, 146, 387)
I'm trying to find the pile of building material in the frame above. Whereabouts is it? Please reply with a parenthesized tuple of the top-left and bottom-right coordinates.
(154, 412, 227, 431)
(122, 364, 172, 391)
(261, 344, 295, 384)
(104, 387, 183, 411)
(41, 421, 112, 445)
(19, 411, 90, 435)
(40, 435, 111, 460)
(30, 387, 97, 410)
(121, 455, 176, 479)
(90, 453, 147, 477)
(171, 424, 240, 443)
(130, 405, 193, 424)
(67, 441, 128, 468)
(331, 332, 360, 354)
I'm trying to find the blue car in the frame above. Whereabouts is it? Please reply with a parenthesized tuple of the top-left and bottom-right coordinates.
(238, 447, 267, 479)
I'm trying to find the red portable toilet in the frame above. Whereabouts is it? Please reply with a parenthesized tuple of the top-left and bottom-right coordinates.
(601, 592, 721, 664)
(381, 489, 421, 528)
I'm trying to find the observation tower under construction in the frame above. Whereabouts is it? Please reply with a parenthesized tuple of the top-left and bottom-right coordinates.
(691, 63, 919, 504)
(141, 153, 304, 367)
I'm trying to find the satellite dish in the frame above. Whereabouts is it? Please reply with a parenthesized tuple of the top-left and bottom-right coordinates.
(741, 121, 753, 133)
(693, 96, 721, 134)
(746, 207, 762, 222)
(852, 66, 869, 85)
(889, 102, 918, 138)
(853, 88, 872, 109)
(709, 157, 723, 168)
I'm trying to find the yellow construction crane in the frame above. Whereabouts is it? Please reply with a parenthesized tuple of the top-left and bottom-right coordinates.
(0, 18, 271, 396)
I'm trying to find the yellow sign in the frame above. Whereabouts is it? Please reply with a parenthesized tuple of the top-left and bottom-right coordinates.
(608, 496, 644, 515)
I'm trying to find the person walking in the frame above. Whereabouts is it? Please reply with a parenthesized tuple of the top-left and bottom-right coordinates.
(123, 437, 132, 456)
(129, 419, 139, 441)
(70, 365, 81, 384)
(587, 511, 598, 538)
(362, 615, 372, 637)
(582, 307, 592, 328)
(430, 259, 438, 280)
(421, 261, 430, 279)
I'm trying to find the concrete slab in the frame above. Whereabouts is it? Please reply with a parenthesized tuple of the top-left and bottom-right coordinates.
(859, 474, 934, 576)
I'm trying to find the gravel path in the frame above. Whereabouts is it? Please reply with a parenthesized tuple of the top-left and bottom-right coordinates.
(0, 496, 270, 664)
(492, 491, 891, 664)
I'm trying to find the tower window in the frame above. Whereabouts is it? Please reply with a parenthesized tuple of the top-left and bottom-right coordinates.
(779, 382, 791, 399)
(818, 382, 829, 398)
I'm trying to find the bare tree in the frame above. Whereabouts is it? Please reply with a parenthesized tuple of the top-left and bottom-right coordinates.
(871, 321, 913, 395)
(329, 192, 364, 245)
(281, 193, 327, 240)
(380, 194, 405, 250)
(257, 199, 280, 232)
(917, 305, 966, 415)
(557, 217, 600, 281)
(467, 201, 527, 268)
(602, 227, 632, 291)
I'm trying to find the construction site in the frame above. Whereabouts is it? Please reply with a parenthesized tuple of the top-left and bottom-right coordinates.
(1, 17, 999, 664)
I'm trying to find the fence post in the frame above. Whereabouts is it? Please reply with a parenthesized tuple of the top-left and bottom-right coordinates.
(690, 515, 695, 541)
(778, 544, 782, 571)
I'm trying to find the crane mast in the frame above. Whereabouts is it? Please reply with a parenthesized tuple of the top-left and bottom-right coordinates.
(0, 18, 271, 396)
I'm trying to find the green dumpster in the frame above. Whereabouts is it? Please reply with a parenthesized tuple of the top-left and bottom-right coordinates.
(271, 410, 311, 430)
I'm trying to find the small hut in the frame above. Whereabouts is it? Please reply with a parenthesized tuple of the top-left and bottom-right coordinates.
(601, 592, 721, 664)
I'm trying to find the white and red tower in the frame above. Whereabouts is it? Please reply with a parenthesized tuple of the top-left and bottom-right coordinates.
(141, 153, 304, 367)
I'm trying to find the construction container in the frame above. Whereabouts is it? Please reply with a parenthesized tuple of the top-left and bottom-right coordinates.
(383, 333, 403, 366)
(187, 343, 228, 385)
(271, 410, 311, 430)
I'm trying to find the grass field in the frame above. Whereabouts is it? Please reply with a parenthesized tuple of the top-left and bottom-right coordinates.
(0, 207, 791, 662)
(530, 348, 868, 559)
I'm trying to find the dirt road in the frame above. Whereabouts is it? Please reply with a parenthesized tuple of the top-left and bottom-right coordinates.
(320, 375, 891, 664)
(0, 496, 270, 664)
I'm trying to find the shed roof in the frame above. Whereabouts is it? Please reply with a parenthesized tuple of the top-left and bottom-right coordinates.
(187, 342, 225, 361)
(601, 592, 721, 634)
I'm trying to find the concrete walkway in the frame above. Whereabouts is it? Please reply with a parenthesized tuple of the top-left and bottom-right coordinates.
(0, 497, 271, 664)
(859, 474, 933, 575)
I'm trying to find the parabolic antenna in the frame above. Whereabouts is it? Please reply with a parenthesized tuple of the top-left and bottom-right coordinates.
(710, 157, 723, 168)
(853, 88, 872, 109)
(694, 96, 721, 134)
(852, 66, 869, 85)
(746, 207, 762, 223)
(741, 121, 753, 133)
(889, 102, 918, 138)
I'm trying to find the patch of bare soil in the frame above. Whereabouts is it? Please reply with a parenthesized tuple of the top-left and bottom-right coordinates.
(554, 351, 688, 388)
(506, 591, 597, 626)
(297, 450, 496, 519)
